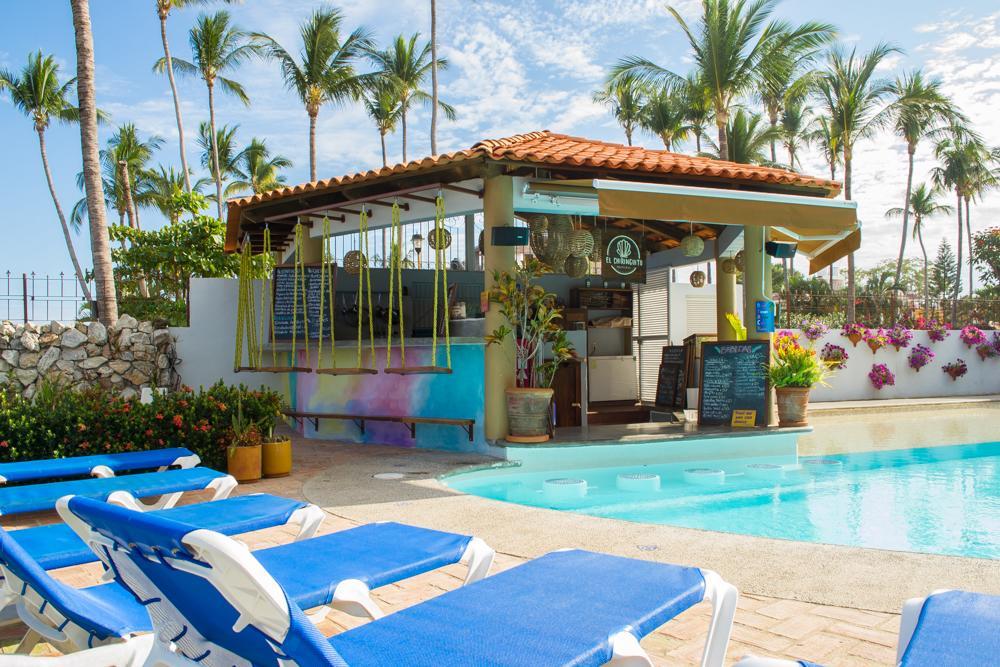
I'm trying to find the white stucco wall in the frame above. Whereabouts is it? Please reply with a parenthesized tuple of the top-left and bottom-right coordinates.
(170, 278, 285, 393)
(791, 329, 1000, 402)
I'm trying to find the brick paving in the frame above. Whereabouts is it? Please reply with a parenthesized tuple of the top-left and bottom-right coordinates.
(1, 437, 905, 665)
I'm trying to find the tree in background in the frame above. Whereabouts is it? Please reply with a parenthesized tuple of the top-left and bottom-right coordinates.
(0, 52, 93, 301)
(639, 85, 691, 150)
(930, 239, 959, 301)
(962, 145, 1000, 298)
(253, 7, 372, 182)
(814, 42, 899, 322)
(593, 73, 644, 146)
(971, 227, 1000, 294)
(708, 108, 781, 165)
(612, 0, 834, 160)
(888, 70, 961, 291)
(226, 138, 292, 196)
(362, 77, 403, 166)
(71, 0, 118, 325)
(430, 0, 439, 155)
(141, 165, 212, 225)
(197, 121, 240, 194)
(368, 33, 454, 161)
(779, 100, 812, 170)
(885, 184, 952, 311)
(681, 72, 713, 153)
(156, 11, 257, 221)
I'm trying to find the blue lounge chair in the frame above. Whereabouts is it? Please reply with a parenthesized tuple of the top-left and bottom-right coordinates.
(0, 498, 494, 661)
(7, 493, 326, 571)
(61, 496, 739, 667)
(0, 467, 236, 516)
(0, 447, 199, 485)
(735, 589, 1000, 667)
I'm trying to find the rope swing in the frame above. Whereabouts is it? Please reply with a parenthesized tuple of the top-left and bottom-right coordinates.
(385, 193, 452, 375)
(233, 233, 260, 372)
(320, 210, 377, 375)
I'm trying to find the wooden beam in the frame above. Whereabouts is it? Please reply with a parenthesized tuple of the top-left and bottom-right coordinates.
(365, 200, 410, 210)
(401, 193, 437, 204)
(441, 184, 483, 198)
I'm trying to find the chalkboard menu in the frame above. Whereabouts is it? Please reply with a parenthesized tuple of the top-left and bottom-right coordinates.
(654, 345, 686, 408)
(271, 265, 335, 340)
(698, 340, 769, 427)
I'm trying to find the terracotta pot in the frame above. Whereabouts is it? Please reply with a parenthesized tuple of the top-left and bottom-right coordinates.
(847, 333, 862, 347)
(228, 444, 262, 482)
(775, 387, 811, 427)
(262, 437, 292, 478)
(505, 387, 553, 443)
(867, 340, 882, 354)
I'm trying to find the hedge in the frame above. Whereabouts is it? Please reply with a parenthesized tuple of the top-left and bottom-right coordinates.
(0, 380, 283, 471)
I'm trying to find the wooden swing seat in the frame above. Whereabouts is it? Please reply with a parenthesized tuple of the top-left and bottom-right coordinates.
(383, 366, 453, 375)
(315, 367, 378, 376)
(236, 366, 313, 373)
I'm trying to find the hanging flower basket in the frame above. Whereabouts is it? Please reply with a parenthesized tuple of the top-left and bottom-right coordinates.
(801, 320, 829, 343)
(976, 344, 996, 361)
(868, 363, 895, 390)
(942, 359, 968, 381)
(887, 324, 913, 351)
(959, 325, 986, 349)
(842, 322, 868, 347)
(864, 327, 889, 355)
(927, 319, 950, 343)
(820, 343, 848, 370)
(908, 344, 934, 372)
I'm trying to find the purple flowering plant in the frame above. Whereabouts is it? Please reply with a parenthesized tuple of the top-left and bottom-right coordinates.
(820, 343, 849, 369)
(942, 359, 968, 380)
(959, 325, 986, 348)
(926, 319, 949, 342)
(887, 324, 913, 350)
(868, 363, 895, 390)
(800, 320, 829, 342)
(907, 344, 934, 371)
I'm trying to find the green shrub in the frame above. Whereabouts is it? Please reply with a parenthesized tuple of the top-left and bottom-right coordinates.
(0, 380, 284, 471)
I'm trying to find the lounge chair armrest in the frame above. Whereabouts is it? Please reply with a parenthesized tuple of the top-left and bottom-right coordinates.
(460, 537, 495, 585)
(608, 630, 652, 666)
(170, 454, 202, 470)
(699, 569, 739, 667)
(90, 465, 115, 479)
(897, 588, 951, 664)
(289, 505, 326, 540)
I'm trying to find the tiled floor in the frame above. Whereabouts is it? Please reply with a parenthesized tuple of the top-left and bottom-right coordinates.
(1, 436, 907, 665)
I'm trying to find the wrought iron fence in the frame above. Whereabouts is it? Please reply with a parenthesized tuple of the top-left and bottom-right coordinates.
(0, 271, 94, 323)
(777, 292, 1000, 328)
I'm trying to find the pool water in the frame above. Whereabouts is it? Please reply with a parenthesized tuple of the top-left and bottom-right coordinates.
(445, 442, 1000, 559)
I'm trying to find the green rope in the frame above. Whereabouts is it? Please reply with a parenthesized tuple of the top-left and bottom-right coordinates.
(432, 195, 451, 368)
(386, 202, 406, 368)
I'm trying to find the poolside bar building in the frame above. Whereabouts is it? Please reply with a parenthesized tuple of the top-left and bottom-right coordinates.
(223, 131, 859, 452)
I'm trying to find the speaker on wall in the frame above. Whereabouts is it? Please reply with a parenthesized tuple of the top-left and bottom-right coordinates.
(491, 226, 529, 246)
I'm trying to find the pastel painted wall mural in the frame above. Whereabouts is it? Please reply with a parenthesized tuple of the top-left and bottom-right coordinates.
(285, 342, 486, 452)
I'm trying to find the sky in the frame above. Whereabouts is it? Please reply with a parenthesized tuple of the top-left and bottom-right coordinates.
(1, 0, 999, 285)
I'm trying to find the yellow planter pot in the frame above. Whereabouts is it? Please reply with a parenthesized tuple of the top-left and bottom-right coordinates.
(262, 437, 293, 478)
(228, 444, 262, 482)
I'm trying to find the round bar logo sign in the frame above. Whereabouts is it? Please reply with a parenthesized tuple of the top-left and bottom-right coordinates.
(602, 233, 645, 282)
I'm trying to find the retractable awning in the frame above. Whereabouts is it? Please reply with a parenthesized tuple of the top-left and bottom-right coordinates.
(525, 179, 860, 273)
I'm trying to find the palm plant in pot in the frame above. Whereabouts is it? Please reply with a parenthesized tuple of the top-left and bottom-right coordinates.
(766, 333, 831, 427)
(227, 396, 263, 482)
(486, 258, 575, 443)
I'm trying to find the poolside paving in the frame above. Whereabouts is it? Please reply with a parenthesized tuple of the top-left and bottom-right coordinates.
(0, 426, 932, 666)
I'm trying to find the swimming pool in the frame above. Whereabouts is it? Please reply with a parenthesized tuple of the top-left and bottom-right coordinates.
(445, 442, 1000, 559)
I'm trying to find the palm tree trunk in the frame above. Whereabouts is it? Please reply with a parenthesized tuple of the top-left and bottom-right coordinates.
(894, 147, 915, 288)
(844, 148, 855, 323)
(36, 129, 93, 302)
(71, 0, 117, 326)
(624, 125, 632, 146)
(207, 81, 224, 221)
(716, 117, 728, 161)
(916, 219, 928, 313)
(309, 110, 318, 182)
(694, 130, 701, 153)
(159, 13, 191, 193)
(401, 106, 408, 162)
(965, 197, 973, 298)
(380, 129, 388, 167)
(768, 111, 778, 164)
(119, 160, 148, 298)
(953, 190, 962, 323)
(430, 0, 438, 155)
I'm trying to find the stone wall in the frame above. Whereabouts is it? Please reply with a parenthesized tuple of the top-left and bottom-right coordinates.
(0, 315, 179, 400)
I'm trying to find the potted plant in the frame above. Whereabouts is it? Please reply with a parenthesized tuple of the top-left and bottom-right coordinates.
(841, 322, 868, 347)
(864, 327, 889, 354)
(868, 363, 895, 390)
(888, 324, 913, 351)
(766, 334, 830, 427)
(227, 397, 262, 482)
(800, 319, 829, 343)
(820, 343, 849, 369)
(959, 325, 986, 349)
(908, 344, 935, 372)
(927, 319, 949, 343)
(261, 425, 292, 478)
(486, 258, 575, 443)
(942, 359, 968, 381)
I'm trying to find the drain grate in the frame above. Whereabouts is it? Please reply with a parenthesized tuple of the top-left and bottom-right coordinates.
(373, 472, 405, 480)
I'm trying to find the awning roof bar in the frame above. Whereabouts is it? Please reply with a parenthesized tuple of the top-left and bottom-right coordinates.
(263, 182, 446, 222)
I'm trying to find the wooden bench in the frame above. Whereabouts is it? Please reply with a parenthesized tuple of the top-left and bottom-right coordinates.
(283, 411, 475, 442)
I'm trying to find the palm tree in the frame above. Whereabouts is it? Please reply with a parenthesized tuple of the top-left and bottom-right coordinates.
(197, 121, 240, 193)
(225, 138, 292, 196)
(639, 86, 691, 150)
(779, 101, 812, 170)
(807, 114, 841, 180)
(681, 73, 713, 153)
(253, 7, 372, 182)
(430, 0, 439, 155)
(142, 165, 211, 224)
(815, 42, 899, 322)
(612, 0, 834, 160)
(889, 70, 961, 289)
(886, 184, 952, 311)
(362, 78, 403, 166)
(0, 52, 93, 301)
(962, 146, 999, 297)
(369, 34, 454, 161)
(71, 0, 117, 325)
(156, 10, 257, 221)
(708, 109, 781, 165)
(594, 73, 645, 146)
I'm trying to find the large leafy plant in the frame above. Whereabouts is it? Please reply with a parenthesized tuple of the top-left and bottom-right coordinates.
(485, 258, 575, 388)
(766, 334, 830, 389)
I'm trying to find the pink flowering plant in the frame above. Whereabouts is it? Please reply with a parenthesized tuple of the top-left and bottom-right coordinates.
(868, 363, 895, 390)
(959, 325, 986, 348)
(775, 330, 800, 348)
(907, 344, 934, 372)
(841, 322, 869, 346)
(820, 343, 849, 369)
(887, 324, 913, 350)
(942, 359, 968, 380)
(926, 319, 949, 342)
(800, 320, 829, 342)
(863, 327, 890, 354)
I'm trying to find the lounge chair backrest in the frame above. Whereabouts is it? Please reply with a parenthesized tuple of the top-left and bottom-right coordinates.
(0, 526, 136, 646)
(61, 496, 347, 667)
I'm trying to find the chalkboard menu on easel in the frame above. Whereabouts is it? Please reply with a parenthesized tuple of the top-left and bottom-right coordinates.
(698, 340, 769, 426)
(654, 345, 686, 408)
(271, 264, 335, 340)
